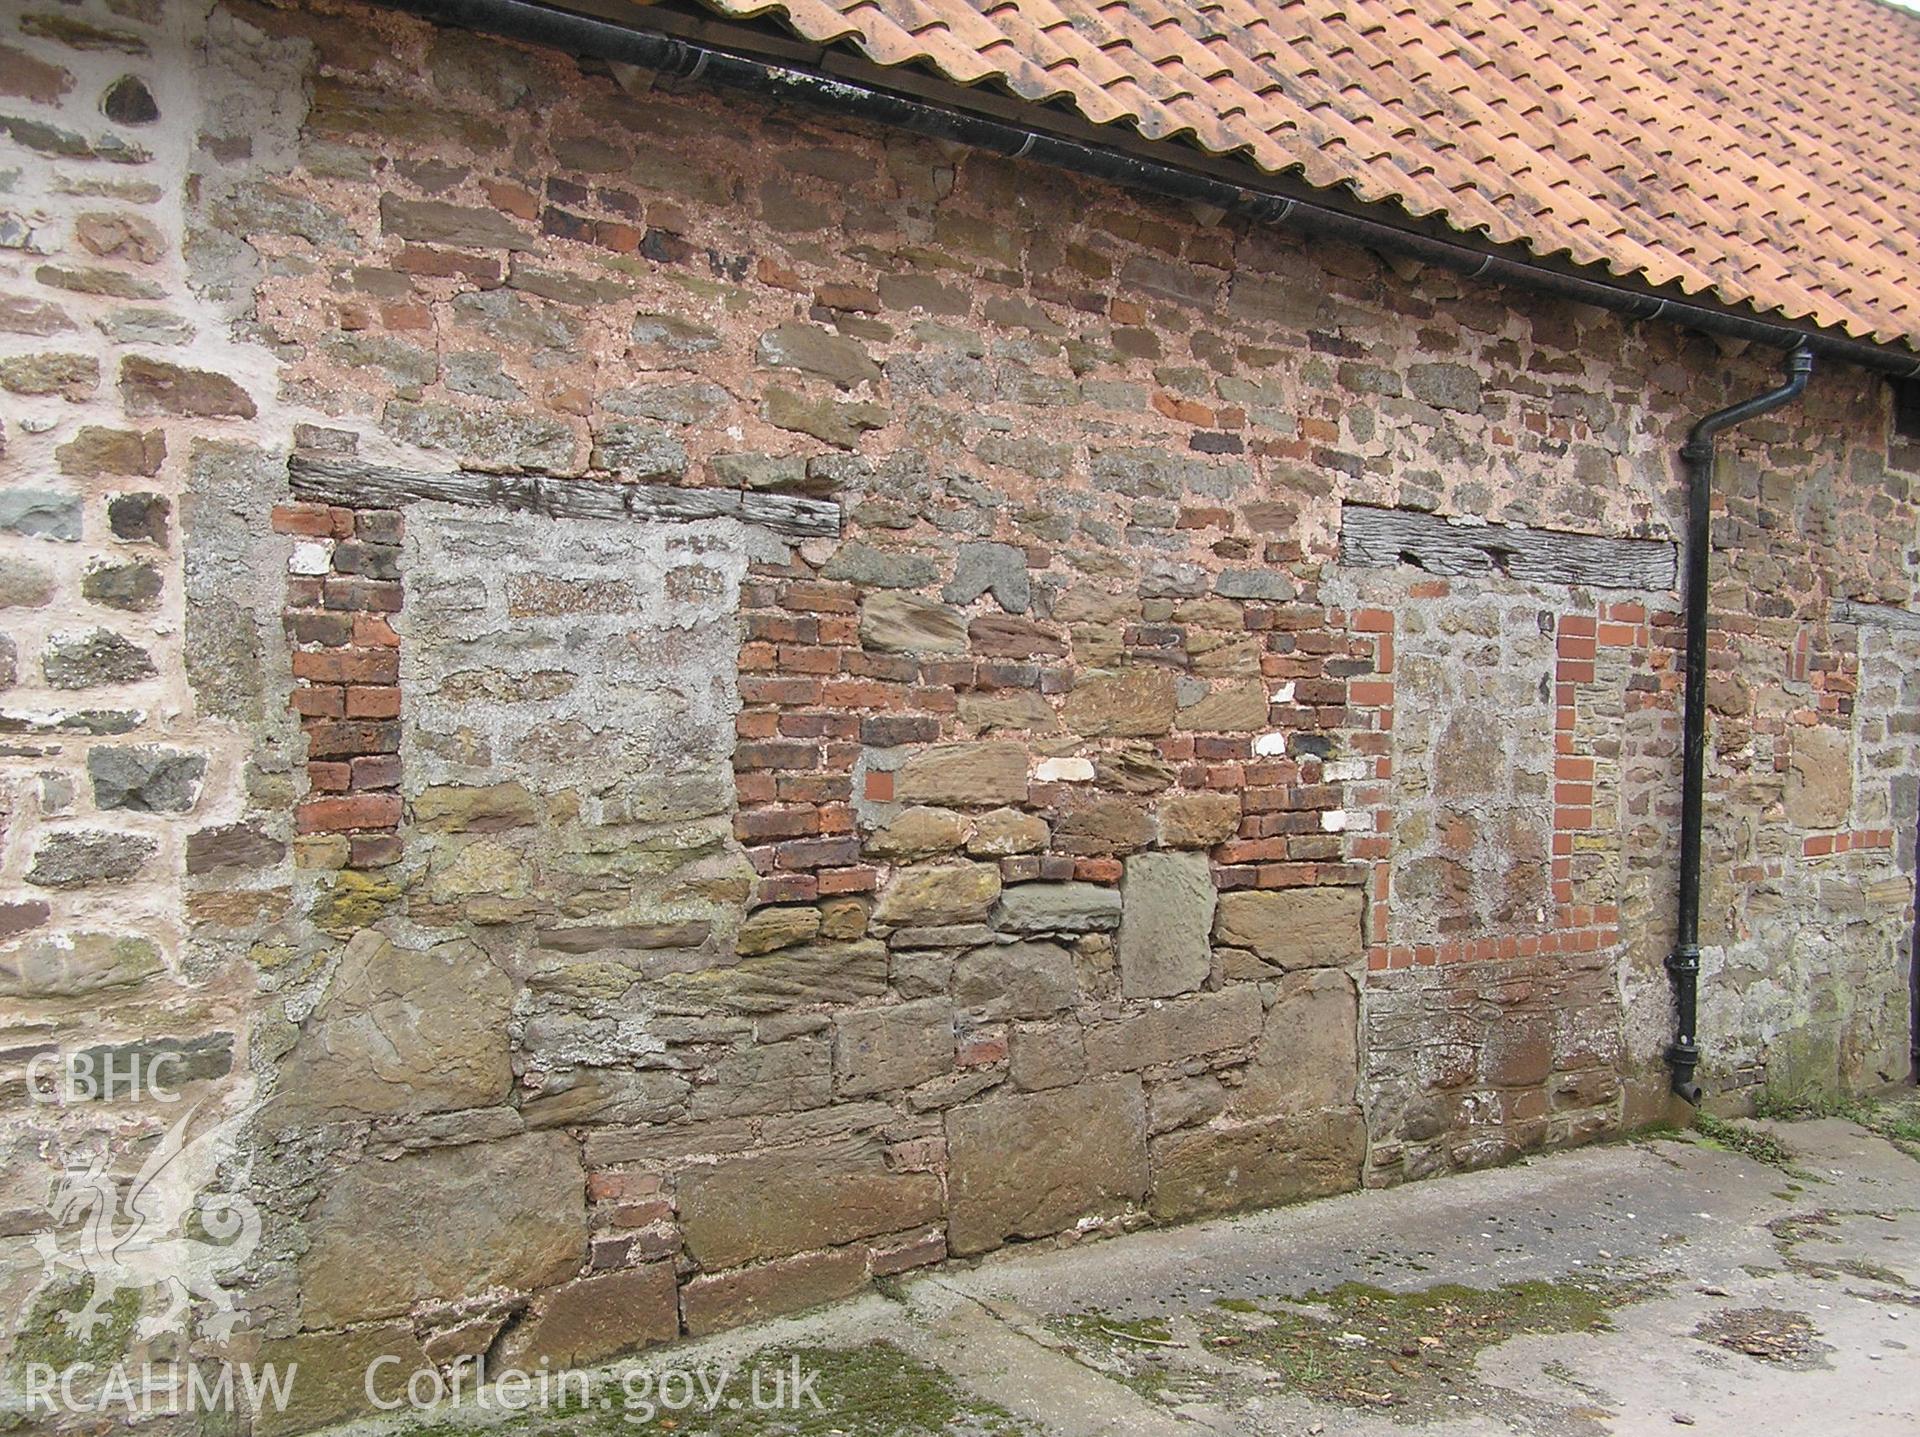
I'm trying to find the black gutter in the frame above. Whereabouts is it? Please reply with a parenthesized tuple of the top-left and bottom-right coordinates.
(1667, 348, 1814, 1104)
(376, 0, 1920, 380)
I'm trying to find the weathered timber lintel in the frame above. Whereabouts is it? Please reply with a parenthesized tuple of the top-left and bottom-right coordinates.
(1833, 599, 1920, 634)
(287, 455, 843, 539)
(1338, 504, 1677, 590)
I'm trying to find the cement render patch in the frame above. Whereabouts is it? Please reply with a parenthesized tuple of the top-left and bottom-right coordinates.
(332, 1112, 1919, 1437)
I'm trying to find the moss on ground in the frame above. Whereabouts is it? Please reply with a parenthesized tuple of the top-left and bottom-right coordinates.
(1752, 1089, 1920, 1158)
(1054, 1273, 1660, 1420)
(1691, 1113, 1794, 1167)
(1211, 1278, 1654, 1412)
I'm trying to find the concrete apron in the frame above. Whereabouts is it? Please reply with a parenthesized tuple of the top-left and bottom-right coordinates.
(345, 1116, 1920, 1437)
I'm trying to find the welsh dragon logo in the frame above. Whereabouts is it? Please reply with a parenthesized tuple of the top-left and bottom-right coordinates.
(30, 1101, 260, 1342)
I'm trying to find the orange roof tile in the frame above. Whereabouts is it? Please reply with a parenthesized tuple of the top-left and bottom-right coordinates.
(653, 0, 1920, 352)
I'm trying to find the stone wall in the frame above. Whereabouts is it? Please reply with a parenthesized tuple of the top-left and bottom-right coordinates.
(1, 1, 1916, 1429)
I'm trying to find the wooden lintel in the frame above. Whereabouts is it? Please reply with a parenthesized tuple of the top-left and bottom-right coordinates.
(287, 455, 842, 539)
(1833, 599, 1920, 634)
(1338, 504, 1676, 590)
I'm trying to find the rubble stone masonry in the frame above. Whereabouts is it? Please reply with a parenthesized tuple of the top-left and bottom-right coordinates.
(1, 1, 1916, 1429)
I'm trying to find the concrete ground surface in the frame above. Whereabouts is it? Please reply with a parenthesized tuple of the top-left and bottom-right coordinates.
(362, 1106, 1920, 1437)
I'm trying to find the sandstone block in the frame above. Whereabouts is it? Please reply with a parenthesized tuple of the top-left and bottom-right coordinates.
(0, 931, 161, 998)
(1062, 669, 1177, 737)
(75, 1033, 232, 1095)
(969, 614, 1066, 658)
(0, 557, 55, 607)
(1082, 986, 1262, 1073)
(1149, 1075, 1229, 1134)
(833, 998, 954, 1096)
(1177, 680, 1268, 732)
(664, 940, 889, 1013)
(1118, 851, 1216, 997)
(1054, 796, 1154, 853)
(951, 940, 1076, 1018)
(1157, 791, 1242, 848)
(0, 293, 73, 335)
(413, 781, 538, 832)
(272, 931, 513, 1121)
(756, 321, 881, 388)
(680, 1246, 868, 1337)
(859, 591, 968, 654)
(1785, 724, 1851, 829)
(0, 352, 97, 399)
(958, 690, 1058, 733)
(1212, 887, 1364, 968)
(118, 357, 255, 418)
(300, 1131, 586, 1325)
(1009, 1022, 1087, 1090)
(678, 1135, 942, 1267)
(1235, 968, 1358, 1114)
(736, 905, 821, 956)
(379, 193, 537, 250)
(493, 1263, 679, 1370)
(762, 387, 888, 448)
(946, 1077, 1148, 1254)
(967, 808, 1050, 856)
(26, 830, 155, 888)
(1148, 1110, 1365, 1221)
(254, 1325, 430, 1437)
(56, 425, 166, 478)
(867, 806, 970, 861)
(894, 741, 1029, 806)
(1094, 747, 1178, 793)
(994, 881, 1122, 934)
(691, 1038, 830, 1117)
(873, 861, 1001, 926)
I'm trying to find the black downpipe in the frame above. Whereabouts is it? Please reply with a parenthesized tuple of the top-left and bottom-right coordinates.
(374, 0, 1920, 380)
(1667, 348, 1814, 1103)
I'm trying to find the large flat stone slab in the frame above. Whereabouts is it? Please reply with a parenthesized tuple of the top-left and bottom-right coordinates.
(677, 1135, 943, 1269)
(994, 881, 1123, 935)
(271, 930, 513, 1122)
(1117, 851, 1216, 997)
(1082, 986, 1263, 1073)
(300, 1131, 585, 1325)
(946, 1077, 1147, 1254)
(1235, 968, 1359, 1114)
(1148, 1109, 1365, 1221)
(1213, 886, 1364, 969)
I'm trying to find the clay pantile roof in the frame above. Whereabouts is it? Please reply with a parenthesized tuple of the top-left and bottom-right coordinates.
(672, 0, 1920, 352)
